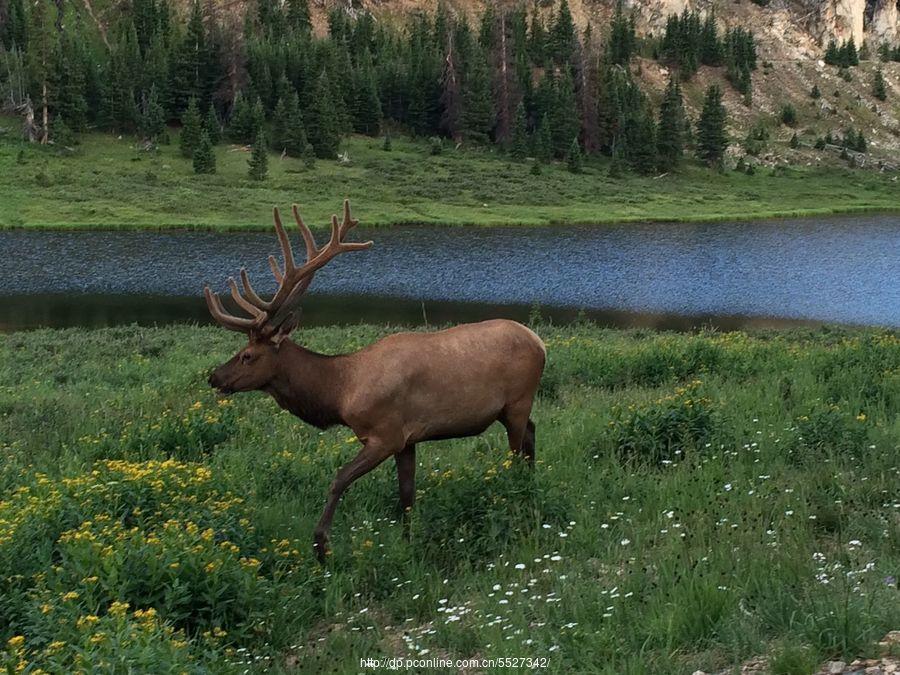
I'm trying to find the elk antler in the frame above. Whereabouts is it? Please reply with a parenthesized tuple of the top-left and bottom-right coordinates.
(204, 200, 373, 335)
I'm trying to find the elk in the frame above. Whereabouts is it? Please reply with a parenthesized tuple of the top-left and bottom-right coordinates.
(205, 200, 545, 562)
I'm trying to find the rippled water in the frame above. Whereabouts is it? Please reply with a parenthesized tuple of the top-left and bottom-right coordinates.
(1, 215, 898, 330)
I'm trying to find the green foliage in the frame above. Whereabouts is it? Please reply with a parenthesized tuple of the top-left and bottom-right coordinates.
(566, 137, 582, 173)
(49, 116, 75, 150)
(825, 38, 859, 68)
(696, 84, 728, 166)
(873, 68, 887, 101)
(656, 75, 686, 171)
(192, 131, 215, 174)
(607, 381, 719, 465)
(179, 98, 202, 159)
(307, 71, 340, 159)
(203, 106, 221, 145)
(247, 128, 268, 180)
(779, 103, 798, 127)
(1, 324, 899, 672)
(510, 102, 528, 160)
(382, 132, 392, 151)
(139, 86, 166, 142)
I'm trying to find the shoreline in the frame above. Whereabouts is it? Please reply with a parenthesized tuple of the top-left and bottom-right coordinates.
(3, 204, 898, 232)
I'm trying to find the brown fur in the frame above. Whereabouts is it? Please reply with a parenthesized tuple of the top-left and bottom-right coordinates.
(204, 201, 545, 561)
(209, 319, 545, 561)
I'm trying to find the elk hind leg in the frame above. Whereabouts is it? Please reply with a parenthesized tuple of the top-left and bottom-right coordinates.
(501, 403, 535, 465)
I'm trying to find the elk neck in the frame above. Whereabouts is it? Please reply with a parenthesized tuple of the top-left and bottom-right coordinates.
(263, 340, 349, 430)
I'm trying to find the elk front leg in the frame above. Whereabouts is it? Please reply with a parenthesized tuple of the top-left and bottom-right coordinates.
(313, 440, 394, 563)
(395, 444, 416, 539)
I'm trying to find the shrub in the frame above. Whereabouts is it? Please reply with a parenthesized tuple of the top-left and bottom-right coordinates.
(791, 404, 868, 456)
(77, 398, 237, 462)
(0, 460, 305, 668)
(607, 381, 719, 465)
(779, 103, 798, 127)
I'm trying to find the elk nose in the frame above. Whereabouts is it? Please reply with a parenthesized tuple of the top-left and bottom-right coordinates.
(207, 372, 219, 388)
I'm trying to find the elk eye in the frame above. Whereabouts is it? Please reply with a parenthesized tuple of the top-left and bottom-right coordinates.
(240, 352, 253, 364)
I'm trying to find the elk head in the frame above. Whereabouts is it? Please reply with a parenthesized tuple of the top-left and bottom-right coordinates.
(205, 200, 372, 394)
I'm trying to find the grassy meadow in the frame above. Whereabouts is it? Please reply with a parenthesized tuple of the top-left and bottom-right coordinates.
(1, 120, 899, 229)
(0, 322, 898, 673)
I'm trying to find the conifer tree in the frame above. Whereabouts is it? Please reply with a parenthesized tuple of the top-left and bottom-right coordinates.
(228, 94, 255, 143)
(307, 71, 340, 158)
(461, 44, 494, 143)
(566, 137, 582, 173)
(549, 69, 579, 158)
(286, 0, 311, 34)
(696, 83, 728, 166)
(656, 75, 685, 171)
(139, 86, 166, 141)
(271, 97, 289, 150)
(192, 130, 216, 173)
(510, 101, 528, 159)
(284, 93, 308, 157)
(179, 97, 202, 158)
(383, 132, 392, 151)
(204, 105, 221, 144)
(550, 0, 577, 66)
(528, 8, 547, 65)
(169, 0, 207, 115)
(824, 40, 840, 65)
(535, 113, 553, 162)
(608, 1, 636, 65)
(873, 68, 887, 101)
(628, 107, 657, 174)
(352, 61, 382, 135)
(248, 127, 268, 179)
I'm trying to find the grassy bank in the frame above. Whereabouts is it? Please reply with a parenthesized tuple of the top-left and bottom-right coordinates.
(2, 122, 899, 230)
(1, 322, 898, 673)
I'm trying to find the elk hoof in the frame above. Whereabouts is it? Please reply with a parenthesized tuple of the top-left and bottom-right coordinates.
(313, 532, 329, 564)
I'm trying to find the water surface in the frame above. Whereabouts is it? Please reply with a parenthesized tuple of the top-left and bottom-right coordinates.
(1, 215, 897, 330)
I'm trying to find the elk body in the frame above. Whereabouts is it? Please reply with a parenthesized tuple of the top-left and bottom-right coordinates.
(205, 201, 545, 562)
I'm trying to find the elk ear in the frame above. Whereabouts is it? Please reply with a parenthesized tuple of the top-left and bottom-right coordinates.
(271, 311, 300, 349)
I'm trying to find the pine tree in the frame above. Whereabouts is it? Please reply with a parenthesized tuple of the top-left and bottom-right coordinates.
(50, 115, 75, 148)
(192, 130, 216, 173)
(204, 105, 221, 144)
(286, 0, 311, 34)
(383, 132, 392, 151)
(461, 44, 494, 143)
(271, 97, 289, 150)
(550, 0, 577, 66)
(139, 86, 166, 141)
(607, 1, 636, 66)
(248, 127, 269, 179)
(566, 137, 582, 173)
(352, 61, 382, 136)
(549, 70, 579, 158)
(510, 101, 528, 159)
(179, 97, 202, 158)
(824, 39, 840, 65)
(228, 94, 255, 143)
(535, 113, 553, 162)
(307, 70, 340, 158)
(840, 38, 859, 67)
(284, 93, 308, 157)
(169, 0, 207, 115)
(696, 83, 728, 166)
(656, 76, 685, 171)
(2, 0, 27, 50)
(873, 68, 887, 101)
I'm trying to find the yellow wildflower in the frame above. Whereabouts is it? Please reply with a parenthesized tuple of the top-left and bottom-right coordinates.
(7, 635, 25, 648)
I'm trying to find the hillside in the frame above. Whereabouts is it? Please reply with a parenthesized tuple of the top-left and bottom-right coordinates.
(63, 0, 900, 167)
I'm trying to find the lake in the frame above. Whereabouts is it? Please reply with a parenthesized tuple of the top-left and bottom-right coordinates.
(1, 215, 898, 331)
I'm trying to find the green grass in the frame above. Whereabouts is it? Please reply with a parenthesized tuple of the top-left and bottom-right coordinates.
(1, 120, 898, 229)
(1, 322, 898, 673)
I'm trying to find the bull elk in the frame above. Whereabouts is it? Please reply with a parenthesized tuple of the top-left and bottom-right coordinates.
(205, 200, 545, 562)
